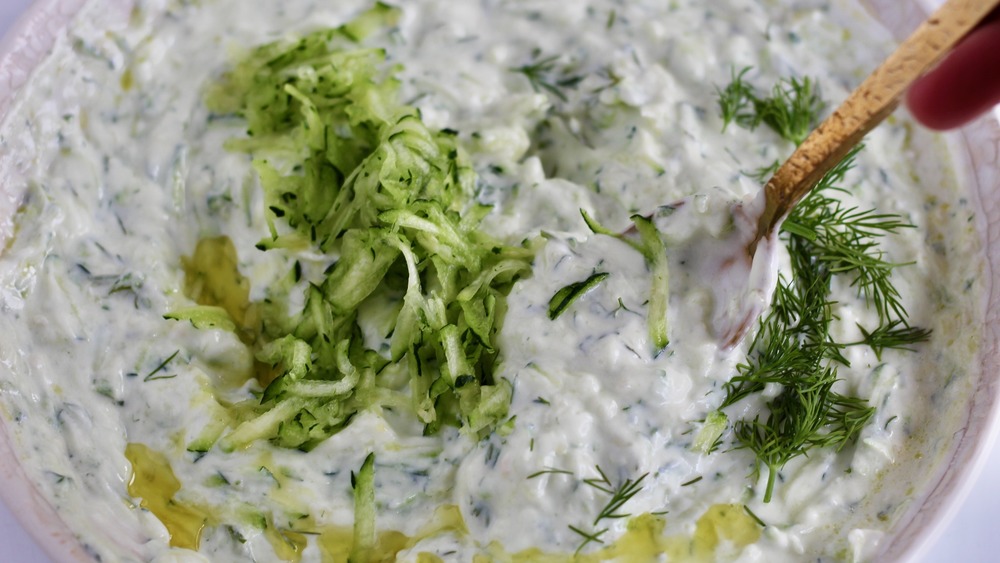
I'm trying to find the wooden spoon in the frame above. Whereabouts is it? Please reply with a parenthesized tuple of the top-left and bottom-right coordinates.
(660, 0, 1000, 349)
(755, 0, 1000, 239)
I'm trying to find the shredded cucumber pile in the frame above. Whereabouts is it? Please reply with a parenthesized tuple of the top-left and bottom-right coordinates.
(187, 4, 535, 450)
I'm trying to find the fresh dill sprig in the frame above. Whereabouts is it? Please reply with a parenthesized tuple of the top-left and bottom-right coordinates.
(511, 50, 584, 102)
(569, 525, 607, 554)
(717, 66, 757, 132)
(720, 152, 917, 502)
(586, 467, 648, 525)
(560, 465, 648, 553)
(717, 66, 824, 144)
(714, 73, 930, 503)
(851, 321, 933, 361)
(756, 75, 823, 145)
(728, 353, 875, 502)
(782, 146, 919, 327)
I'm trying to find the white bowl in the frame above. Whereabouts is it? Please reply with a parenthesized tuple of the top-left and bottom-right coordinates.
(1, 1, 998, 562)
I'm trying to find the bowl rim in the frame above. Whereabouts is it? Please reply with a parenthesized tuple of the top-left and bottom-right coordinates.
(875, 117, 1000, 562)
(1, 2, 99, 560)
(1, 1, 999, 562)
(859, 1, 1000, 559)
(0, 0, 85, 126)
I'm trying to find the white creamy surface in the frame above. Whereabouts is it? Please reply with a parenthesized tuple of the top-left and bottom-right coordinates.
(0, 1, 987, 562)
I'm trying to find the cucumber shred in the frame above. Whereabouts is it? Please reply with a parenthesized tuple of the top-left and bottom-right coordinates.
(350, 453, 376, 563)
(188, 5, 535, 450)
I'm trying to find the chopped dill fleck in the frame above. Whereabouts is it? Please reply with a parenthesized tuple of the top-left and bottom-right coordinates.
(143, 350, 180, 382)
(527, 467, 574, 479)
(511, 51, 584, 102)
(744, 504, 767, 528)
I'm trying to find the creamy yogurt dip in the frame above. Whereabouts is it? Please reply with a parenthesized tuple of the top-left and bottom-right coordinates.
(0, 0, 984, 562)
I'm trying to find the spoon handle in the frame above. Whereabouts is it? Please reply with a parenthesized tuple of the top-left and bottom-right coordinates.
(757, 0, 1000, 234)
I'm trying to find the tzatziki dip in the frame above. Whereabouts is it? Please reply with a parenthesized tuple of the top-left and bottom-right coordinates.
(0, 0, 984, 562)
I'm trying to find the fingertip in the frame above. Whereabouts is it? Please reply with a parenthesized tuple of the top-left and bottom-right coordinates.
(906, 76, 959, 131)
(906, 19, 1000, 130)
